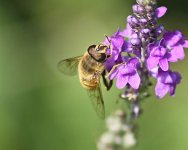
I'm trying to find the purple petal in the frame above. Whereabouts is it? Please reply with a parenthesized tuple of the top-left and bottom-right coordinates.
(120, 65, 135, 75)
(148, 43, 156, 50)
(159, 38, 165, 46)
(122, 41, 132, 52)
(170, 71, 182, 84)
(111, 36, 124, 50)
(116, 75, 128, 89)
(169, 85, 176, 96)
(119, 24, 133, 38)
(113, 49, 121, 61)
(150, 67, 159, 78)
(164, 31, 183, 48)
(155, 6, 167, 18)
(158, 70, 173, 84)
(127, 58, 140, 68)
(128, 72, 140, 89)
(105, 58, 115, 71)
(113, 28, 121, 37)
(162, 73, 173, 84)
(183, 40, 188, 48)
(151, 46, 167, 57)
(167, 52, 178, 62)
(116, 54, 125, 64)
(159, 58, 169, 71)
(147, 43, 156, 54)
(147, 56, 160, 70)
(131, 33, 138, 38)
(155, 81, 169, 99)
(171, 45, 185, 60)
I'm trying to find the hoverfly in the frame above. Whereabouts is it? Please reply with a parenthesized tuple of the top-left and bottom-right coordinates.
(58, 41, 113, 119)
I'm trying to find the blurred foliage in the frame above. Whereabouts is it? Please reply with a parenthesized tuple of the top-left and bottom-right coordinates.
(0, 0, 188, 150)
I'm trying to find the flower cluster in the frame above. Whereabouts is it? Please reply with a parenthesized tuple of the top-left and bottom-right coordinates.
(97, 110, 136, 150)
(104, 0, 188, 99)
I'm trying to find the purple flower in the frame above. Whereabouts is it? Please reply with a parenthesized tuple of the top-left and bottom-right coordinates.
(163, 30, 188, 61)
(102, 2, 187, 100)
(155, 70, 181, 99)
(147, 31, 188, 71)
(103, 29, 125, 71)
(127, 15, 139, 28)
(147, 41, 169, 71)
(132, 4, 144, 14)
(109, 58, 141, 89)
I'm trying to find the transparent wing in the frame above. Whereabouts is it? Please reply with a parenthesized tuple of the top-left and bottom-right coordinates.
(57, 56, 82, 76)
(87, 83, 105, 119)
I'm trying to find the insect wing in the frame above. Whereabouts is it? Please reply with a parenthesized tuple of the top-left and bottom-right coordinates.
(57, 56, 82, 76)
(87, 84, 105, 119)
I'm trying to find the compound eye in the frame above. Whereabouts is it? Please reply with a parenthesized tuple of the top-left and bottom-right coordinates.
(96, 48, 100, 51)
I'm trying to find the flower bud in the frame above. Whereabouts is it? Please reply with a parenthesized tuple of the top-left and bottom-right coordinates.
(142, 28, 150, 34)
(141, 28, 151, 38)
(132, 4, 144, 14)
(139, 18, 147, 26)
(131, 38, 141, 46)
(127, 15, 139, 27)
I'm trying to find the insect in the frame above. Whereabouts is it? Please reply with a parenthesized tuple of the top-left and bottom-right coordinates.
(58, 42, 113, 119)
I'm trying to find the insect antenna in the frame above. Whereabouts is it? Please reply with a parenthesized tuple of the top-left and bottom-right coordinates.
(105, 35, 111, 46)
(104, 35, 112, 57)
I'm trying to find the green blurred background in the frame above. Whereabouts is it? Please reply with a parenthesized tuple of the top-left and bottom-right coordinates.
(0, 0, 188, 150)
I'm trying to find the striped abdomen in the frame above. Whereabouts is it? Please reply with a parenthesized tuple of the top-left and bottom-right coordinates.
(78, 52, 104, 90)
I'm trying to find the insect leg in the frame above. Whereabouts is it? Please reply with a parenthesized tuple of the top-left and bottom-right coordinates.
(106, 62, 125, 78)
(102, 70, 113, 91)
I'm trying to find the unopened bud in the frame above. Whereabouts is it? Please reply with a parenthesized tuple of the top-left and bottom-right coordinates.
(141, 28, 151, 38)
(127, 15, 139, 27)
(131, 38, 141, 46)
(132, 4, 145, 14)
(139, 18, 147, 26)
